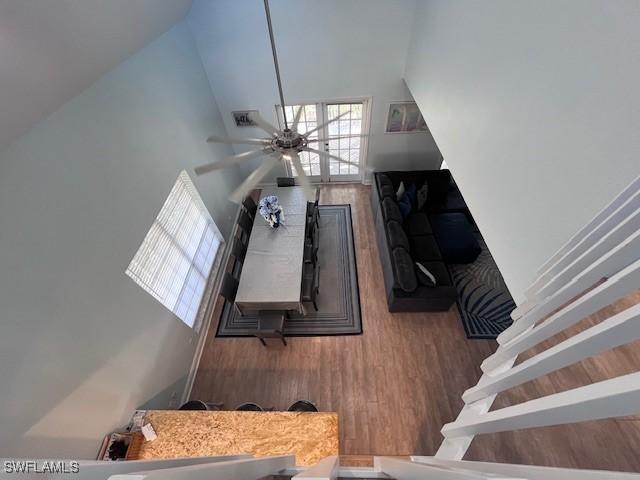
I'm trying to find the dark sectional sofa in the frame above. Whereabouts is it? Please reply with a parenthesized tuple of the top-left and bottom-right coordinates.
(370, 169, 481, 312)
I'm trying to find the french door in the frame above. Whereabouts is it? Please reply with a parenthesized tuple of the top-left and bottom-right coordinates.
(277, 99, 370, 183)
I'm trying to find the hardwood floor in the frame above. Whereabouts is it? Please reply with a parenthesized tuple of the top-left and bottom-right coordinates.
(191, 184, 640, 471)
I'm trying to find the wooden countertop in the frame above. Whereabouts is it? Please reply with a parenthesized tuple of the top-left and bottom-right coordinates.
(132, 410, 339, 466)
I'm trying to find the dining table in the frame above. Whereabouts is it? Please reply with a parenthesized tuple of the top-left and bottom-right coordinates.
(234, 186, 316, 315)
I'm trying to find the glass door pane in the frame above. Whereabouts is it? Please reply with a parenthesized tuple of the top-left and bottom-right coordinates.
(281, 104, 321, 179)
(325, 102, 363, 181)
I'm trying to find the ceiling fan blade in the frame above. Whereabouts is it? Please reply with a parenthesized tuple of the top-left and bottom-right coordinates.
(303, 146, 360, 169)
(292, 106, 305, 131)
(248, 112, 280, 137)
(207, 134, 271, 146)
(303, 110, 351, 138)
(307, 134, 369, 143)
(195, 148, 272, 176)
(229, 154, 280, 203)
(288, 153, 314, 201)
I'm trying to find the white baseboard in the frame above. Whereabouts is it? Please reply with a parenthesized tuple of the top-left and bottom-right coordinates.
(180, 204, 242, 406)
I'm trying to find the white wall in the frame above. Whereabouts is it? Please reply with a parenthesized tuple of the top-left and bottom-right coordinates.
(0, 0, 191, 150)
(0, 22, 240, 458)
(404, 0, 640, 302)
(187, 0, 442, 181)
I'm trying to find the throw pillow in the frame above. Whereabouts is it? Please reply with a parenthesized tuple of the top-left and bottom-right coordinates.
(415, 262, 437, 287)
(406, 183, 417, 210)
(396, 181, 406, 201)
(417, 183, 429, 210)
(398, 192, 412, 219)
(392, 248, 418, 292)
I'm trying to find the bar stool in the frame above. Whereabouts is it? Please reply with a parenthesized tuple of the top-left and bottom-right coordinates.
(179, 400, 224, 410)
(288, 400, 318, 412)
(235, 402, 264, 411)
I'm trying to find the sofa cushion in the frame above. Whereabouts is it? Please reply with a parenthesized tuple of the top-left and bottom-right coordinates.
(380, 183, 396, 199)
(419, 261, 452, 287)
(430, 212, 481, 264)
(406, 183, 417, 208)
(406, 212, 433, 236)
(409, 235, 443, 262)
(377, 173, 393, 190)
(428, 183, 467, 213)
(426, 170, 452, 204)
(387, 220, 410, 251)
(391, 247, 418, 292)
(381, 197, 403, 223)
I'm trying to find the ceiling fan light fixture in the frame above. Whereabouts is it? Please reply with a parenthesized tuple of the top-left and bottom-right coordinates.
(194, 0, 368, 203)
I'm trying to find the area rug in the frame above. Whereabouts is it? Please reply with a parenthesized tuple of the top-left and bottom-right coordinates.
(448, 234, 516, 339)
(216, 204, 362, 337)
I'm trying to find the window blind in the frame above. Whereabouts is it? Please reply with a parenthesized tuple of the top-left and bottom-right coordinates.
(126, 171, 223, 327)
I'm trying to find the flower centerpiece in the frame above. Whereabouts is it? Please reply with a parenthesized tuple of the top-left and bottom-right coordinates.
(258, 195, 284, 228)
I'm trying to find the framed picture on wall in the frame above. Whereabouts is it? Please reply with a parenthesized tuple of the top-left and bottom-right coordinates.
(385, 102, 429, 134)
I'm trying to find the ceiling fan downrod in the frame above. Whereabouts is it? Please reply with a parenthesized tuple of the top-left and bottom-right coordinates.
(263, 0, 289, 131)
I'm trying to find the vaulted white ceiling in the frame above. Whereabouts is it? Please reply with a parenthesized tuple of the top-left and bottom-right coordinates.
(0, 0, 192, 150)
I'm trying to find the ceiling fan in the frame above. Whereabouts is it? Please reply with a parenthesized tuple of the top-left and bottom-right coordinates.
(194, 0, 365, 203)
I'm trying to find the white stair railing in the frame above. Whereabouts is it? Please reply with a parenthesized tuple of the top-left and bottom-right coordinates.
(95, 453, 640, 480)
(436, 175, 640, 463)
(107, 455, 295, 480)
(531, 176, 640, 298)
(409, 456, 640, 479)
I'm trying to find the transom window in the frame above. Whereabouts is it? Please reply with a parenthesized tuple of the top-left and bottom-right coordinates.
(126, 171, 223, 328)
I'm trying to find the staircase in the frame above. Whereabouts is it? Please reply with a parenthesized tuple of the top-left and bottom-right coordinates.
(99, 453, 640, 479)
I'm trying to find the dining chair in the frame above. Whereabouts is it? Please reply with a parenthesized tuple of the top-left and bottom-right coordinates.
(314, 187, 321, 222)
(237, 210, 253, 243)
(277, 177, 295, 187)
(306, 206, 319, 240)
(287, 400, 318, 412)
(220, 272, 239, 303)
(306, 201, 318, 227)
(242, 196, 258, 219)
(231, 239, 248, 276)
(301, 263, 320, 311)
(235, 402, 264, 411)
(250, 310, 288, 346)
(304, 228, 319, 267)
